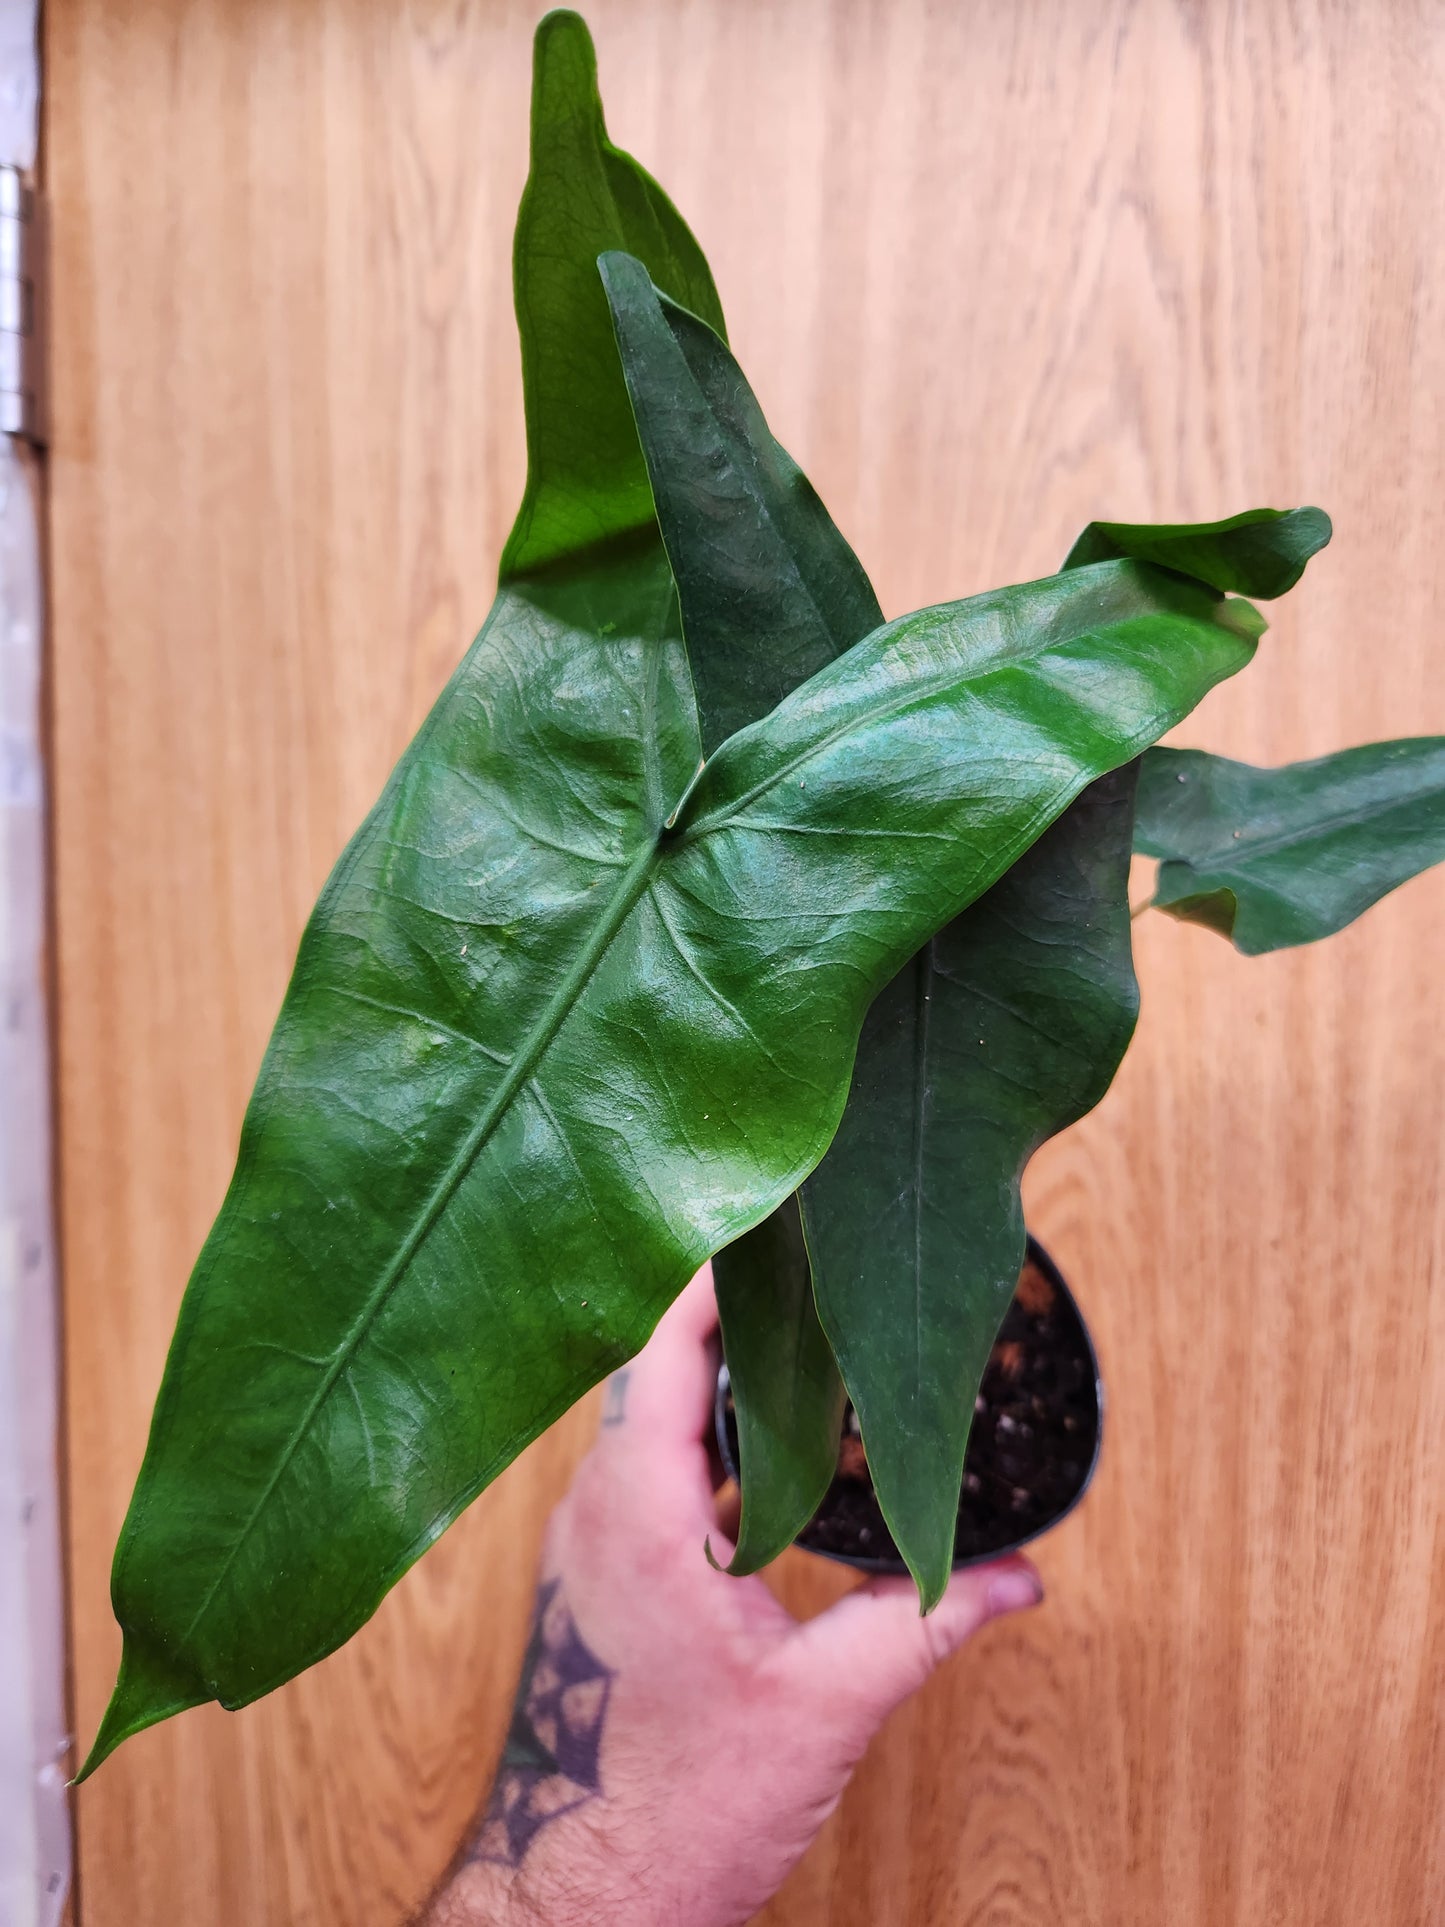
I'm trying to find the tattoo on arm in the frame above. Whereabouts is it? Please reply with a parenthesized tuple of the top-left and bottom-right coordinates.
(466, 1579, 615, 1870)
(600, 1368, 630, 1427)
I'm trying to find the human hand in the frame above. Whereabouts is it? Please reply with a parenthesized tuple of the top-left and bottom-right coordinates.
(425, 1265, 1043, 1927)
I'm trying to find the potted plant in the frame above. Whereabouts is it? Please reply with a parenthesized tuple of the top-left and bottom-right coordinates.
(79, 10, 1445, 1780)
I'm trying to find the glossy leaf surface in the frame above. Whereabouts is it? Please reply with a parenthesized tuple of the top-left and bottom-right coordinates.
(1136, 740, 1445, 952)
(595, 272, 1287, 1596)
(605, 271, 1336, 1596)
(88, 8, 723, 1778)
(91, 539, 1261, 1772)
(500, 12, 724, 580)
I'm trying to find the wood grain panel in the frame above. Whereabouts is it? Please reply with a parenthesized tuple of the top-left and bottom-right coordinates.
(48, 1, 1445, 1922)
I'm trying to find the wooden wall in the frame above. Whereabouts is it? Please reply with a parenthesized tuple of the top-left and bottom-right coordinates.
(49, 1, 1445, 1921)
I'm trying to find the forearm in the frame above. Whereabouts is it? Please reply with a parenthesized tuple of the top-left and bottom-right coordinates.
(420, 1569, 682, 1927)
(425, 1849, 590, 1927)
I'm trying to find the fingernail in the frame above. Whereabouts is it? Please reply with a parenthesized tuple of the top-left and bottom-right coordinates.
(986, 1568, 1043, 1616)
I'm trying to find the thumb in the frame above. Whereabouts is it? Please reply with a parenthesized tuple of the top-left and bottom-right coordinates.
(786, 1557, 1042, 1722)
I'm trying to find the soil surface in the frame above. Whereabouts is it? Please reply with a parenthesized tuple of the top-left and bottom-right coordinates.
(721, 1243, 1100, 1569)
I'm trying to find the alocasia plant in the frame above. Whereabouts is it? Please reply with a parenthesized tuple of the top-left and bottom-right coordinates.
(81, 10, 1444, 1775)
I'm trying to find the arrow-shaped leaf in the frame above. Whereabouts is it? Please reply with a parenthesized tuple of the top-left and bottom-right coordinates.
(599, 255, 1329, 1601)
(799, 765, 1140, 1603)
(795, 509, 1333, 1602)
(1135, 739, 1445, 952)
(86, 8, 724, 1778)
(597, 252, 879, 1568)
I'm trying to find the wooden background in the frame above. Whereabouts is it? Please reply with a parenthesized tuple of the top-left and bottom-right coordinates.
(49, 1, 1445, 1921)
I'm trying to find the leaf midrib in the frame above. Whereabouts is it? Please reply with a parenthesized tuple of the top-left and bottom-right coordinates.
(676, 645, 1012, 840)
(678, 581, 1206, 841)
(178, 831, 664, 1652)
(911, 941, 936, 1402)
(174, 536, 708, 1659)
(701, 402, 855, 678)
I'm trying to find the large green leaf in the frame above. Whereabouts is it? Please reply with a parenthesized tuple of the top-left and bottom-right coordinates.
(1135, 740, 1445, 952)
(800, 765, 1140, 1603)
(795, 511, 1333, 1602)
(597, 255, 882, 1570)
(85, 9, 720, 1779)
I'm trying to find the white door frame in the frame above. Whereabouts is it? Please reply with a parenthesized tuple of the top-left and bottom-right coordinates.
(0, 2, 70, 1922)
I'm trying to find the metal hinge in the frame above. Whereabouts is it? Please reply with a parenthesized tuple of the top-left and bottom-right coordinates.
(0, 164, 45, 446)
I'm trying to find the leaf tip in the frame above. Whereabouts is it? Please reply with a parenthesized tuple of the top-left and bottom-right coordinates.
(913, 1561, 951, 1618)
(73, 1637, 209, 1784)
(1289, 504, 1333, 558)
(595, 247, 649, 303)
(1222, 595, 1268, 644)
(1156, 883, 1240, 944)
(533, 7, 597, 68)
(858, 1445, 956, 1616)
(529, 9, 601, 144)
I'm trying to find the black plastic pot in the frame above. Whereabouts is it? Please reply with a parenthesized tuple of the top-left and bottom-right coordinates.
(714, 1234, 1103, 1575)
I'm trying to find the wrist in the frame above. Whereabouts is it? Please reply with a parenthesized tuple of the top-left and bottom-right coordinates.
(423, 1812, 631, 1927)
(423, 1860, 527, 1926)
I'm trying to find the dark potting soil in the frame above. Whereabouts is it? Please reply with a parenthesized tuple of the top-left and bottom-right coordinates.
(722, 1250, 1100, 1568)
